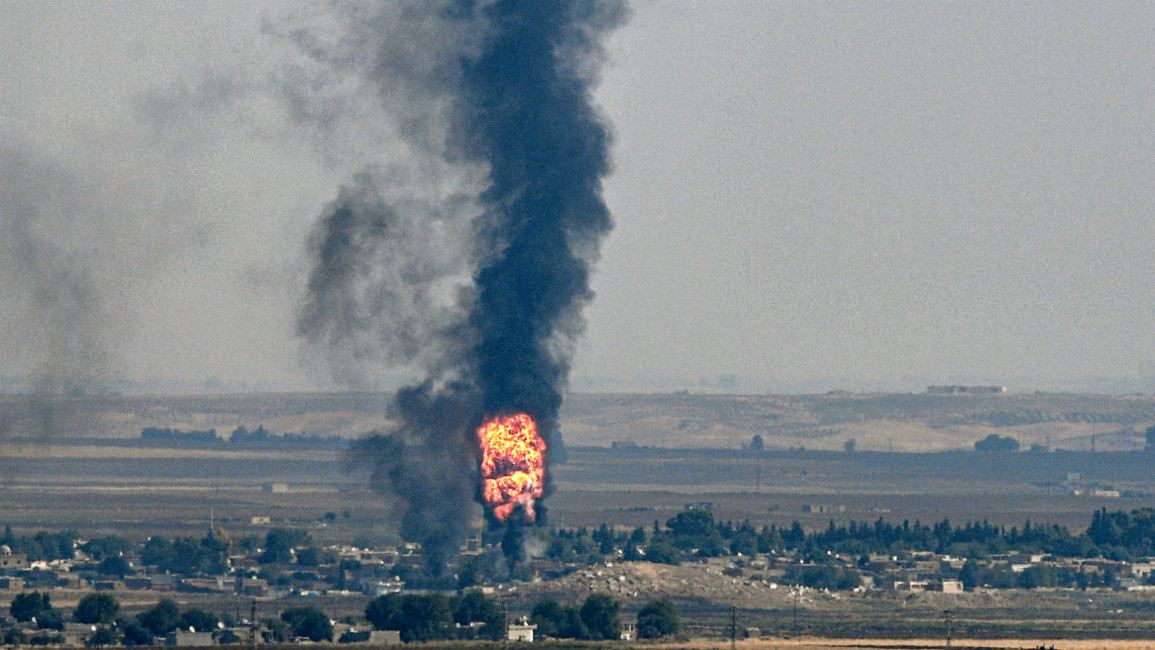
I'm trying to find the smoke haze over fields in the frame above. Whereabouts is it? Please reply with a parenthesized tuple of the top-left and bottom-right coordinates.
(3, 3, 1155, 395)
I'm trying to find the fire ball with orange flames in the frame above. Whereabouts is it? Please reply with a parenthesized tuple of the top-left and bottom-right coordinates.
(477, 413, 546, 523)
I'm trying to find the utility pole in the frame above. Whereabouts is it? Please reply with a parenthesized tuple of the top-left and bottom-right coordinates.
(248, 599, 257, 650)
(502, 601, 509, 650)
(943, 609, 953, 649)
(730, 606, 737, 650)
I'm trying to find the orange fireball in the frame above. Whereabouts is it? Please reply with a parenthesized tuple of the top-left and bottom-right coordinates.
(477, 413, 546, 522)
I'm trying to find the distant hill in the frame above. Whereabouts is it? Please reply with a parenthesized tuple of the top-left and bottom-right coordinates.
(558, 391, 1155, 452)
(2, 390, 1153, 453)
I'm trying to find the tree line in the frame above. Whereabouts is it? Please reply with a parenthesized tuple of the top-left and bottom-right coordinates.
(138, 425, 340, 447)
(538, 507, 1155, 568)
(7, 591, 335, 646)
(362, 591, 680, 642)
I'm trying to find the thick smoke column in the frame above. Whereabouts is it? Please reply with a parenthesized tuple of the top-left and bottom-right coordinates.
(297, 0, 626, 570)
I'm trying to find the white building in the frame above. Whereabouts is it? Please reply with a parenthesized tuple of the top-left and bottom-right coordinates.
(508, 620, 537, 642)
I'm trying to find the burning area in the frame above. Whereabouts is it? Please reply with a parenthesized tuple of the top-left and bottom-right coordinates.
(296, 0, 628, 572)
(478, 413, 546, 523)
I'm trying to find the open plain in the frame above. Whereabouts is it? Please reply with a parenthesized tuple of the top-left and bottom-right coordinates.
(2, 390, 1155, 642)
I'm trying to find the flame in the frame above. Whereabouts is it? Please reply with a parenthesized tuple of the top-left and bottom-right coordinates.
(477, 413, 546, 522)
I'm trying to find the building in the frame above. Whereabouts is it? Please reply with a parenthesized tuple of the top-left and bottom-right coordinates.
(802, 504, 846, 514)
(238, 577, 268, 597)
(123, 576, 154, 590)
(364, 579, 404, 596)
(166, 631, 215, 646)
(1131, 563, 1155, 579)
(339, 630, 401, 644)
(941, 580, 963, 594)
(0, 548, 28, 570)
(508, 619, 537, 642)
(927, 385, 1007, 395)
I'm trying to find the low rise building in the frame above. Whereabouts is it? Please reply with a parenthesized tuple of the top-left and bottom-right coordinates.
(508, 619, 537, 642)
(166, 631, 215, 646)
(941, 579, 963, 593)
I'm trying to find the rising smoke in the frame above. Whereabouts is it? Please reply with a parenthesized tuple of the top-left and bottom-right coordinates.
(0, 149, 113, 392)
(296, 0, 627, 571)
(0, 147, 116, 439)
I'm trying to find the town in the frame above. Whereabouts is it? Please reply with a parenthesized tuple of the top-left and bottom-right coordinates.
(2, 501, 1155, 646)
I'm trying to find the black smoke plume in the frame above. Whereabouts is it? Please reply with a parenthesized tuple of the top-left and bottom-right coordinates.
(296, 0, 626, 571)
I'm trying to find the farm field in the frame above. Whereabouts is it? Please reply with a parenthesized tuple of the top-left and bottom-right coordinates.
(3, 443, 1154, 538)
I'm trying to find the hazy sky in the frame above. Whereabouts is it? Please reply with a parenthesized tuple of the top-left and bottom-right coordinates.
(2, 1, 1154, 394)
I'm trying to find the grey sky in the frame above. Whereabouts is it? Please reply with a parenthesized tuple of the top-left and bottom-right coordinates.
(2, 2, 1154, 394)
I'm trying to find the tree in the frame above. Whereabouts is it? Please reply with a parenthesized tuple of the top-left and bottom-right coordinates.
(667, 509, 715, 541)
(730, 529, 757, 557)
(139, 536, 175, 569)
(958, 560, 980, 591)
(530, 600, 584, 639)
(454, 592, 504, 640)
(37, 608, 64, 631)
(454, 591, 494, 626)
(593, 524, 616, 555)
(398, 595, 453, 642)
(198, 528, 232, 575)
(843, 438, 857, 453)
(295, 546, 320, 567)
(645, 540, 681, 565)
(529, 600, 564, 638)
(81, 536, 131, 561)
(623, 524, 651, 558)
(98, 556, 133, 578)
(974, 434, 1019, 452)
(10, 592, 50, 623)
(121, 623, 152, 646)
(179, 609, 218, 633)
(749, 434, 764, 451)
(89, 626, 118, 647)
(365, 595, 402, 631)
(636, 598, 680, 639)
(579, 594, 621, 641)
(456, 555, 483, 590)
(261, 528, 307, 564)
(260, 618, 288, 643)
(280, 607, 332, 642)
(74, 593, 119, 625)
(666, 508, 725, 555)
(138, 599, 180, 636)
(365, 594, 453, 642)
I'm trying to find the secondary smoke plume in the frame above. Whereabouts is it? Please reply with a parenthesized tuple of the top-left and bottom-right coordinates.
(296, 0, 627, 570)
(0, 147, 114, 438)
